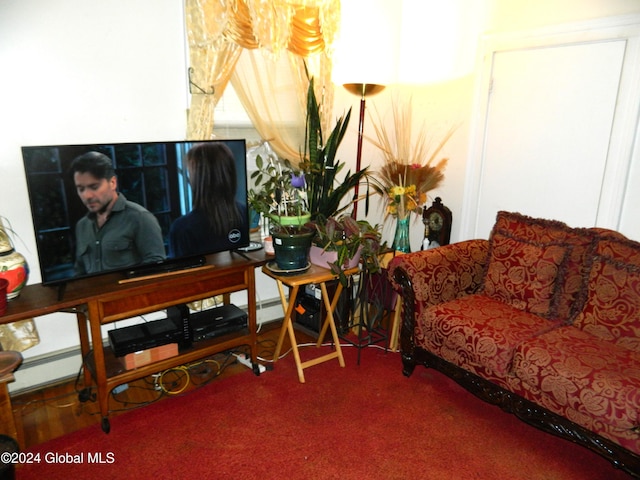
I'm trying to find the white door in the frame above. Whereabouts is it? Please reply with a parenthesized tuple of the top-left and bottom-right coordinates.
(462, 18, 640, 240)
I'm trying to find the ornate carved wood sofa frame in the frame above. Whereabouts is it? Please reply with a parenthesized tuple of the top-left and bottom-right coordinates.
(388, 211, 640, 478)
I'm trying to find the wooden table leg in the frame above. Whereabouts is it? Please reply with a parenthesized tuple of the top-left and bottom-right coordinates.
(317, 281, 345, 367)
(286, 313, 306, 383)
(317, 281, 342, 345)
(273, 283, 307, 382)
(273, 282, 296, 360)
(389, 297, 402, 352)
(0, 375, 21, 449)
(86, 300, 111, 433)
(76, 309, 92, 386)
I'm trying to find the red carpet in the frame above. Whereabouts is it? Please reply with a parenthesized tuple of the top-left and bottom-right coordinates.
(19, 346, 630, 479)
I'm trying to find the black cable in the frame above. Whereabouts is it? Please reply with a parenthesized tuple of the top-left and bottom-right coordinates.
(76, 349, 96, 403)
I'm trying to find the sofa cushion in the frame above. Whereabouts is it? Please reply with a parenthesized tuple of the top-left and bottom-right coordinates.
(513, 325, 640, 433)
(483, 231, 569, 317)
(492, 211, 596, 321)
(573, 255, 640, 353)
(593, 230, 640, 265)
(418, 294, 562, 377)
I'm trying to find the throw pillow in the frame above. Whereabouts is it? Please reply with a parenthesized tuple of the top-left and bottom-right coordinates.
(573, 255, 640, 352)
(491, 211, 596, 321)
(483, 232, 569, 317)
(492, 210, 572, 244)
(595, 233, 640, 265)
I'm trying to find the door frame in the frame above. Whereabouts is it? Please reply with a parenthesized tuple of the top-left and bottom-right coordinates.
(461, 14, 640, 239)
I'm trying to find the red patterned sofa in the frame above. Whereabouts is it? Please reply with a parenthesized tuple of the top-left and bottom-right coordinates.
(388, 211, 640, 477)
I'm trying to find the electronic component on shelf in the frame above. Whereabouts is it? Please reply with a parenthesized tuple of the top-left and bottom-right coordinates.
(122, 344, 178, 370)
(109, 303, 249, 359)
(167, 303, 192, 349)
(189, 304, 248, 342)
(108, 318, 182, 357)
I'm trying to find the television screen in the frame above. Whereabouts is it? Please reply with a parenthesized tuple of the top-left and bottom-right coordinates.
(21, 139, 250, 286)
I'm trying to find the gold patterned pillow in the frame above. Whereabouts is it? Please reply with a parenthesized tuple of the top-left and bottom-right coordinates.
(573, 255, 640, 352)
(483, 232, 569, 317)
(492, 211, 596, 321)
(594, 233, 640, 265)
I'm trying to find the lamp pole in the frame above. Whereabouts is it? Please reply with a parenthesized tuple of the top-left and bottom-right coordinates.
(343, 82, 385, 218)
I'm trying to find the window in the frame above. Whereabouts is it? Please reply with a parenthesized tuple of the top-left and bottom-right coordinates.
(213, 84, 261, 145)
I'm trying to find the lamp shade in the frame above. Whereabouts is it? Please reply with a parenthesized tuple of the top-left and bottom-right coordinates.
(332, 0, 400, 86)
(333, 0, 483, 86)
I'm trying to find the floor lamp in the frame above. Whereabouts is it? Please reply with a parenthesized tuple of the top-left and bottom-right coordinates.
(343, 82, 385, 218)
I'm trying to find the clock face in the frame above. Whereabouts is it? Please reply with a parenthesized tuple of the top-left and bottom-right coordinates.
(429, 212, 444, 231)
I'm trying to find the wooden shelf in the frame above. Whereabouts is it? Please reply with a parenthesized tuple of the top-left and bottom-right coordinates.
(89, 328, 251, 384)
(2, 249, 269, 432)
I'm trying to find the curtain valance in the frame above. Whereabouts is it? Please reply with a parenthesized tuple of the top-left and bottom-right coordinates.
(186, 0, 340, 151)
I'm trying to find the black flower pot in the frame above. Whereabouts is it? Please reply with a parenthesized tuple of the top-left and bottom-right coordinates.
(272, 229, 314, 271)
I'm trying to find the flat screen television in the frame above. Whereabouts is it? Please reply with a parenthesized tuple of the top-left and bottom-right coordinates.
(21, 139, 251, 287)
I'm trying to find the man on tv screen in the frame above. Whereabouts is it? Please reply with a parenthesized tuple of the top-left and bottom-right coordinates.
(70, 151, 166, 275)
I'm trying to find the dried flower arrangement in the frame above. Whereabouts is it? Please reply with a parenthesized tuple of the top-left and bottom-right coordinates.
(369, 99, 455, 221)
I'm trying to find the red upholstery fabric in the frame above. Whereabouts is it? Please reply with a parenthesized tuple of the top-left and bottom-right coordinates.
(593, 231, 640, 264)
(573, 256, 640, 352)
(394, 211, 640, 455)
(388, 239, 489, 322)
(512, 326, 640, 453)
(483, 232, 569, 317)
(492, 211, 596, 321)
(418, 294, 562, 377)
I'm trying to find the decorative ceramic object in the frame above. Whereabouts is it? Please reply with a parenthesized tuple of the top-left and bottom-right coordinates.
(269, 213, 311, 228)
(309, 245, 362, 270)
(271, 229, 314, 271)
(0, 218, 29, 299)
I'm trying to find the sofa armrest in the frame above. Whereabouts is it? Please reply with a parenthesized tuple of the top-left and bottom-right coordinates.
(388, 239, 489, 306)
(387, 239, 489, 374)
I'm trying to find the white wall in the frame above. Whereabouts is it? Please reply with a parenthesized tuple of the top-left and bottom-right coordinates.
(0, 0, 190, 389)
(333, 0, 640, 250)
(484, 0, 640, 31)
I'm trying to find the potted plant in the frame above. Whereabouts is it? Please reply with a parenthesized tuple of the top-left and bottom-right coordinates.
(310, 214, 383, 286)
(248, 154, 314, 271)
(299, 76, 370, 221)
(249, 74, 374, 271)
(248, 155, 310, 228)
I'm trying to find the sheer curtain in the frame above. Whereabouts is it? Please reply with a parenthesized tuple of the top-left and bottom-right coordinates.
(185, 0, 243, 140)
(230, 49, 335, 164)
(185, 0, 340, 153)
(183, 0, 340, 309)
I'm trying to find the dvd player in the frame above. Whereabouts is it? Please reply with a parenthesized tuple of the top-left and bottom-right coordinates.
(189, 304, 247, 342)
(108, 318, 182, 357)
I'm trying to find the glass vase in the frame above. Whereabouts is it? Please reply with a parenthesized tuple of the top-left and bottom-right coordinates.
(392, 215, 411, 253)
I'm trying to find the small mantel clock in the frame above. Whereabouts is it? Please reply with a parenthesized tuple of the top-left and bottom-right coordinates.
(421, 197, 452, 249)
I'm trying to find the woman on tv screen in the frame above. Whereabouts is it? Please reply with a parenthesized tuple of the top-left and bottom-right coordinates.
(168, 142, 247, 258)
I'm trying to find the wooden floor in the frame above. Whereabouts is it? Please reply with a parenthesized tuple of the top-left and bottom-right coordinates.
(11, 320, 316, 450)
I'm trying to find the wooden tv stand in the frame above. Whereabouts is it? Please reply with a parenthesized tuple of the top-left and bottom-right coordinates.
(2, 250, 268, 433)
